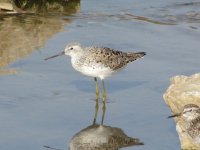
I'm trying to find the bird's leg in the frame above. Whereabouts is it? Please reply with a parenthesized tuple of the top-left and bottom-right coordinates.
(101, 100, 106, 125)
(102, 79, 107, 101)
(93, 96, 99, 125)
(94, 77, 99, 99)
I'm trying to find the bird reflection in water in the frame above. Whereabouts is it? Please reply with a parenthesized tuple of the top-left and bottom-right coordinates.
(69, 98, 144, 150)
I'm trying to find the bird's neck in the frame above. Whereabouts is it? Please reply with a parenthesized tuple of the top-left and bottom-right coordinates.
(183, 115, 200, 126)
(190, 115, 200, 125)
(70, 53, 85, 69)
(70, 50, 84, 58)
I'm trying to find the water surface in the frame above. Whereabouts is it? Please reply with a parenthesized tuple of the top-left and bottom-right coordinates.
(0, 0, 200, 150)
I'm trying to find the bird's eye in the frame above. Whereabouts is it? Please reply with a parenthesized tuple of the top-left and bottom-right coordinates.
(70, 47, 73, 50)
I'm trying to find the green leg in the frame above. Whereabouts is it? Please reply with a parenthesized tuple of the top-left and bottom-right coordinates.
(93, 97, 99, 125)
(101, 100, 106, 125)
(94, 77, 99, 99)
(102, 79, 107, 101)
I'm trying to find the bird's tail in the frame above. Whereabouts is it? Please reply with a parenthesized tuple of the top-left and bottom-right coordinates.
(126, 52, 146, 63)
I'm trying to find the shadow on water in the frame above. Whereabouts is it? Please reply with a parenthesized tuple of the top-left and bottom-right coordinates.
(0, 0, 80, 75)
(69, 96, 143, 150)
(43, 97, 143, 150)
(69, 97, 144, 150)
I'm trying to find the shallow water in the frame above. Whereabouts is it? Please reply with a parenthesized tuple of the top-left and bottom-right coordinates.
(1, 0, 200, 150)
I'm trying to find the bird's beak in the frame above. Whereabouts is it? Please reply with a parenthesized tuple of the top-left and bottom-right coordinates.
(168, 113, 181, 118)
(44, 51, 65, 60)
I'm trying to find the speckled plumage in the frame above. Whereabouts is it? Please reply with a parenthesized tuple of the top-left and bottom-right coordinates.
(64, 43, 145, 79)
(188, 116, 200, 140)
(85, 46, 145, 70)
(169, 104, 200, 144)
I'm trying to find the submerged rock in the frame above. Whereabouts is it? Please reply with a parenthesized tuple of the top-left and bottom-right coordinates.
(164, 73, 200, 149)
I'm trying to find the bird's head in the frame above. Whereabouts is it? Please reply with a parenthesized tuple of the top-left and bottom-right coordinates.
(168, 104, 200, 121)
(44, 42, 82, 60)
(64, 43, 82, 56)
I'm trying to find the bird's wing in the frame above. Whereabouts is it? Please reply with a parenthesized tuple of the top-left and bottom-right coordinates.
(85, 47, 128, 70)
(85, 47, 145, 70)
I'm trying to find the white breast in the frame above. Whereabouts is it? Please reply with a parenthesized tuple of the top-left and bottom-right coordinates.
(71, 57, 115, 80)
